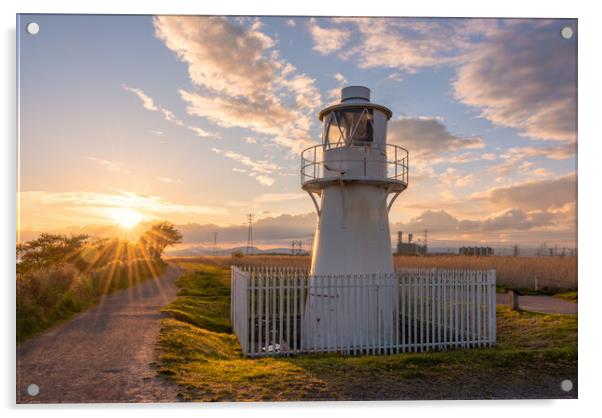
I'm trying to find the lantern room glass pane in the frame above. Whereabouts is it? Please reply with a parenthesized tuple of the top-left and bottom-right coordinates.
(323, 108, 373, 147)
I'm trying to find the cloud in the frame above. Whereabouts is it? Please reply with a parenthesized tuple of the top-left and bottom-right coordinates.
(157, 177, 182, 184)
(453, 20, 577, 142)
(255, 175, 275, 186)
(176, 212, 316, 245)
(122, 85, 158, 111)
(254, 192, 306, 203)
(394, 206, 568, 235)
(333, 73, 347, 83)
(505, 143, 576, 160)
(122, 84, 187, 127)
(154, 16, 320, 154)
(287, 19, 296, 27)
(310, 19, 576, 143)
(455, 173, 474, 187)
(88, 157, 130, 174)
(19, 190, 226, 229)
(179, 90, 313, 153)
(388, 117, 484, 162)
(123, 83, 225, 142)
(308, 18, 351, 55)
(153, 16, 276, 99)
(472, 172, 577, 211)
(160, 108, 184, 126)
(211, 147, 281, 186)
(315, 18, 472, 72)
(488, 144, 575, 180)
(188, 126, 219, 139)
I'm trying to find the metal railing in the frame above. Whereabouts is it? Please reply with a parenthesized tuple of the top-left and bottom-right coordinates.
(301, 143, 409, 185)
(231, 266, 496, 357)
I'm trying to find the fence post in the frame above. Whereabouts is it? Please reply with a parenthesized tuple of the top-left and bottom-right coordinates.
(508, 289, 519, 311)
(489, 269, 497, 345)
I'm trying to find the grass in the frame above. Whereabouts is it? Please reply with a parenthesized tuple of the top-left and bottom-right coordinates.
(17, 258, 167, 343)
(156, 260, 578, 401)
(554, 291, 578, 303)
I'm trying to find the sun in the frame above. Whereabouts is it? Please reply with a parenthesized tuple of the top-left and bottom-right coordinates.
(110, 208, 144, 229)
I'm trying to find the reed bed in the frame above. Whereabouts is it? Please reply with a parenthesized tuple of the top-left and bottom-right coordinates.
(394, 255, 577, 291)
(168, 254, 577, 291)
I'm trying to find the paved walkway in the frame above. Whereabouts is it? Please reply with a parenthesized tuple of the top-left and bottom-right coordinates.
(17, 265, 182, 403)
(496, 293, 577, 315)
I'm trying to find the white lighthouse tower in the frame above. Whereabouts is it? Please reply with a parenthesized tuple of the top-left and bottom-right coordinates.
(301, 86, 408, 348)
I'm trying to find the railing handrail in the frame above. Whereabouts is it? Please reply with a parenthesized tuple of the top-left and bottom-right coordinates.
(300, 143, 409, 184)
(233, 265, 496, 282)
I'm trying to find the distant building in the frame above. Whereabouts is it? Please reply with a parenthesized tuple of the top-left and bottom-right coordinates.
(459, 246, 493, 256)
(396, 231, 427, 255)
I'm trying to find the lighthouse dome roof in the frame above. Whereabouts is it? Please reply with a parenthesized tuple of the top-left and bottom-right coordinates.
(318, 85, 392, 121)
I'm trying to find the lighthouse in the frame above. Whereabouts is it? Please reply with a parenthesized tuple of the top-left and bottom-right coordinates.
(301, 86, 408, 275)
(301, 86, 409, 348)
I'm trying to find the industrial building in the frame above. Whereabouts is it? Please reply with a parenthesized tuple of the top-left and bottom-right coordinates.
(396, 231, 427, 255)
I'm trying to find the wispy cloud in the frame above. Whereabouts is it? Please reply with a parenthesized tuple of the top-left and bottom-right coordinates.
(188, 126, 220, 139)
(254, 192, 306, 203)
(122, 83, 220, 139)
(310, 18, 471, 71)
(308, 18, 351, 54)
(211, 147, 280, 186)
(121, 85, 158, 111)
(122, 84, 178, 125)
(88, 157, 130, 174)
(157, 177, 182, 184)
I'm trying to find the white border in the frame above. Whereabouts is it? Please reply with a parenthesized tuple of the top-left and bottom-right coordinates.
(2, 1, 600, 417)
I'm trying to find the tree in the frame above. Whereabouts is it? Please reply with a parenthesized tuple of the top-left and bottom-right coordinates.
(138, 221, 182, 260)
(17, 233, 90, 276)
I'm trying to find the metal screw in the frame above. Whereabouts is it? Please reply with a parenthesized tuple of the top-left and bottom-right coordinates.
(27, 384, 39, 396)
(560, 379, 573, 392)
(560, 26, 574, 40)
(26, 22, 40, 35)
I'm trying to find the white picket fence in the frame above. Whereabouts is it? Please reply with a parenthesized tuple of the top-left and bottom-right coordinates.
(231, 266, 496, 357)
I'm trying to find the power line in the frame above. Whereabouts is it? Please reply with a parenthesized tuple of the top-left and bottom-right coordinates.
(213, 232, 218, 256)
(246, 213, 254, 255)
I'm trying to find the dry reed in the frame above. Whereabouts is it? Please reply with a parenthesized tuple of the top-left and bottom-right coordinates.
(168, 254, 577, 291)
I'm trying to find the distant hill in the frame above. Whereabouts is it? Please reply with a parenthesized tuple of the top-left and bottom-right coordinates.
(166, 244, 306, 256)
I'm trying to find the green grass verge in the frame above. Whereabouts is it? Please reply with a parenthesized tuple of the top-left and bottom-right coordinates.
(156, 262, 577, 401)
(554, 291, 578, 303)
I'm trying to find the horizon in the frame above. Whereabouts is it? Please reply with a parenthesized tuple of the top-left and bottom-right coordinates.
(18, 15, 577, 249)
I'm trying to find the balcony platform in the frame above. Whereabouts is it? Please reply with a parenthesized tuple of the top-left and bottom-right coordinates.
(301, 175, 407, 194)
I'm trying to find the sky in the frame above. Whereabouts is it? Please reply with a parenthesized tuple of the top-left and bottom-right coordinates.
(17, 15, 577, 250)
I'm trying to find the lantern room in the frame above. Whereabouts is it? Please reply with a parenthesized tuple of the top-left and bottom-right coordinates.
(319, 86, 392, 149)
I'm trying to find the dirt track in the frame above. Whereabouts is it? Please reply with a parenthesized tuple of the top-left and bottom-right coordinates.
(16, 265, 181, 404)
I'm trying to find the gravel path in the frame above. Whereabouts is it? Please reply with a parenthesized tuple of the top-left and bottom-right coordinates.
(17, 265, 182, 404)
(496, 293, 577, 315)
